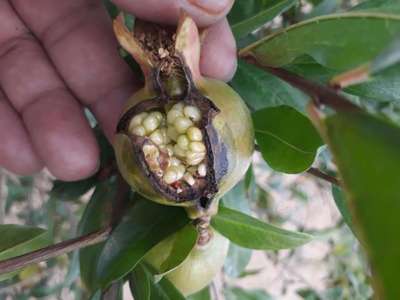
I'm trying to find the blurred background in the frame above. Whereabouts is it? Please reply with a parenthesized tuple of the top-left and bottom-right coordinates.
(0, 151, 372, 299)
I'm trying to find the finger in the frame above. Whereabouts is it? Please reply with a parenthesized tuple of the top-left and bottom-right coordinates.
(11, 0, 137, 141)
(200, 19, 237, 82)
(22, 90, 100, 180)
(0, 90, 43, 175)
(112, 0, 233, 27)
(0, 1, 99, 180)
(112, 0, 236, 82)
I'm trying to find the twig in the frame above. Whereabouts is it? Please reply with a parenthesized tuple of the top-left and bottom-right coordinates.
(242, 55, 361, 112)
(211, 282, 220, 300)
(0, 226, 111, 275)
(307, 167, 340, 186)
(102, 281, 122, 299)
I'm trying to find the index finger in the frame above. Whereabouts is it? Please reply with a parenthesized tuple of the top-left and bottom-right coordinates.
(112, 0, 234, 27)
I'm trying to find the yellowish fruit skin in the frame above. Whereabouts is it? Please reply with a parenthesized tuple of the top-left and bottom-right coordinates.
(114, 78, 254, 209)
(144, 227, 229, 296)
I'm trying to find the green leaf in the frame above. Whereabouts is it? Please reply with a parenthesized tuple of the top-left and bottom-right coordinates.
(187, 287, 212, 300)
(322, 111, 400, 299)
(241, 13, 400, 70)
(224, 243, 252, 278)
(229, 0, 273, 25)
(78, 180, 115, 293)
(253, 105, 323, 173)
(129, 263, 186, 300)
(331, 185, 353, 231)
(102, 0, 120, 18)
(211, 206, 313, 250)
(0, 225, 50, 281)
(224, 287, 273, 300)
(130, 264, 152, 300)
(286, 56, 400, 107)
(231, 60, 309, 113)
(150, 224, 197, 281)
(96, 198, 189, 288)
(351, 0, 400, 14)
(371, 34, 400, 74)
(232, 0, 296, 39)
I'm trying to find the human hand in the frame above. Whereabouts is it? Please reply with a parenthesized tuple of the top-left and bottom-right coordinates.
(0, 0, 236, 181)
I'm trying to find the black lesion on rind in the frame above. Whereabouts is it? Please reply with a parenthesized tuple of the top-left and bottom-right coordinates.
(116, 54, 229, 207)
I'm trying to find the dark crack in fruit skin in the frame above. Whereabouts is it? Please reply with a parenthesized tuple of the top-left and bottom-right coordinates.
(112, 14, 254, 218)
(114, 77, 254, 212)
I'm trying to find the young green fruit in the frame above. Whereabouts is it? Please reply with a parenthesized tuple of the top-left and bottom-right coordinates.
(113, 13, 254, 218)
(145, 226, 229, 296)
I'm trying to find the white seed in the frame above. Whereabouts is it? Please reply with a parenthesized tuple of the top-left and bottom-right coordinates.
(198, 163, 207, 177)
(167, 127, 179, 141)
(177, 135, 190, 150)
(175, 165, 185, 179)
(130, 112, 148, 127)
(165, 145, 174, 156)
(186, 151, 205, 166)
(183, 173, 195, 186)
(173, 145, 187, 158)
(167, 109, 183, 124)
(143, 115, 160, 133)
(143, 144, 159, 158)
(183, 105, 201, 122)
(174, 117, 193, 134)
(131, 125, 146, 136)
(172, 102, 184, 112)
(150, 111, 164, 122)
(187, 166, 197, 174)
(160, 128, 170, 144)
(189, 141, 206, 153)
(163, 169, 178, 184)
(169, 157, 182, 167)
(149, 130, 164, 145)
(187, 127, 203, 141)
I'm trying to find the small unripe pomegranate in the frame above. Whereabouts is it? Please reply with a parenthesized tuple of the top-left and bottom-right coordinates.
(113, 13, 254, 218)
(145, 225, 229, 296)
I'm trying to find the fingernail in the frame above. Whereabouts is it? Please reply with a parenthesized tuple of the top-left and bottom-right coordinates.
(186, 0, 233, 15)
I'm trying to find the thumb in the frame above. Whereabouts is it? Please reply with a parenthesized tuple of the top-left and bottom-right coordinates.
(112, 0, 234, 27)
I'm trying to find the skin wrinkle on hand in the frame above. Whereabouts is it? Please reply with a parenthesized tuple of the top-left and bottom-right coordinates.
(0, 0, 237, 180)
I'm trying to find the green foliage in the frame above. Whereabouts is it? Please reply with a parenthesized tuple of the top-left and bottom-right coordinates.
(322, 111, 400, 299)
(187, 287, 212, 300)
(129, 263, 186, 300)
(241, 13, 400, 70)
(230, 0, 297, 39)
(152, 224, 198, 280)
(253, 105, 323, 173)
(331, 186, 353, 231)
(96, 198, 189, 288)
(212, 206, 313, 250)
(231, 60, 309, 113)
(224, 287, 273, 300)
(0, 225, 50, 281)
(78, 180, 115, 293)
